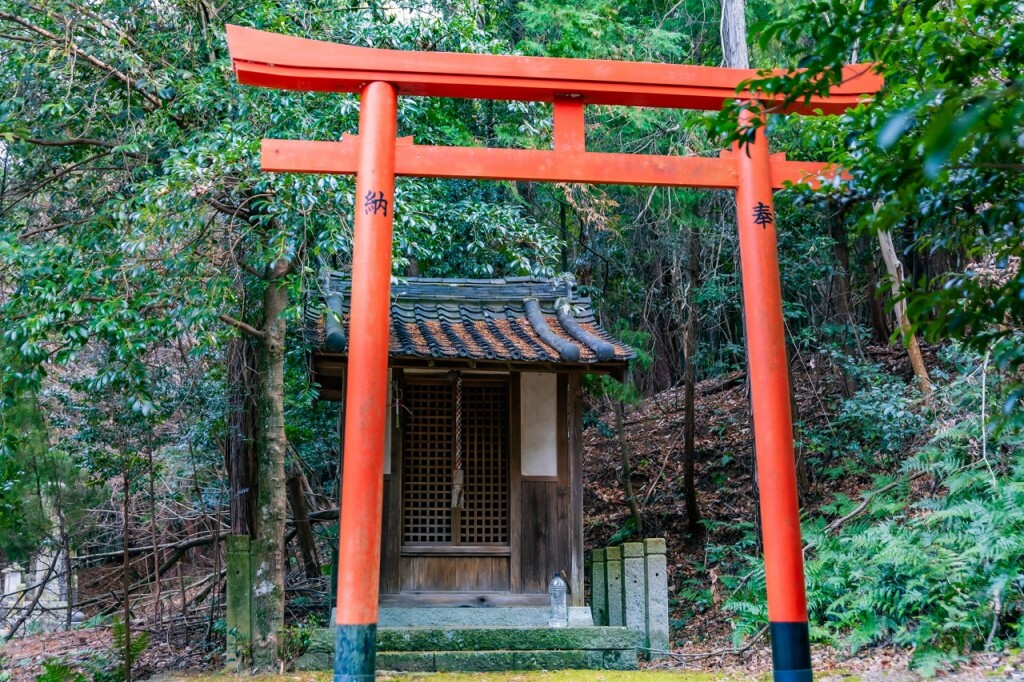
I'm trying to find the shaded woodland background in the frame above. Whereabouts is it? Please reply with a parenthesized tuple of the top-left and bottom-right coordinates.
(1, 0, 1022, 679)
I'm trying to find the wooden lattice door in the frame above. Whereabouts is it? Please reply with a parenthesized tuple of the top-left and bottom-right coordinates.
(399, 377, 511, 593)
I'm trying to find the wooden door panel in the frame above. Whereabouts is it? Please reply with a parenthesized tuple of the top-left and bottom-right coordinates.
(398, 378, 512, 593)
(402, 383, 454, 545)
(460, 383, 509, 545)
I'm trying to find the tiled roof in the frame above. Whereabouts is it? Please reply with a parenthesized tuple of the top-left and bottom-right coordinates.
(304, 274, 634, 365)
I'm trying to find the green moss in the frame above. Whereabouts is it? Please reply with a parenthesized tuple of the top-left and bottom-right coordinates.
(377, 626, 643, 652)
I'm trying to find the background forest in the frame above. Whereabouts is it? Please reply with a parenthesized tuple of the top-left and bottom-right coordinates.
(0, 0, 1022, 679)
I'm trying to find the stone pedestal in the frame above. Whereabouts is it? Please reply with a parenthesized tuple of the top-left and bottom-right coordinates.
(588, 538, 670, 660)
(590, 549, 608, 626)
(604, 546, 624, 627)
(2, 564, 23, 596)
(226, 535, 254, 665)
(644, 538, 669, 659)
(621, 542, 646, 637)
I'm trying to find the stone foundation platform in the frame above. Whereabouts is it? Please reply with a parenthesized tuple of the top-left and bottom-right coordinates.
(293, 626, 641, 672)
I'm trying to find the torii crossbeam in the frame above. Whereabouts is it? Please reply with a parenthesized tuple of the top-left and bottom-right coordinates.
(226, 24, 881, 682)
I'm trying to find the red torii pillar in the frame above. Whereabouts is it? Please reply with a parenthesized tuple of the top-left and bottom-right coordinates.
(225, 25, 881, 682)
(332, 81, 397, 679)
(734, 107, 811, 680)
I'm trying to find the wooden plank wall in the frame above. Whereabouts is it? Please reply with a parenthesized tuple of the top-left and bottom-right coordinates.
(519, 480, 564, 593)
(567, 372, 585, 605)
(400, 556, 510, 592)
(509, 373, 523, 593)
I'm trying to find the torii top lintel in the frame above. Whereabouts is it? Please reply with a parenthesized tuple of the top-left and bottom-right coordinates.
(226, 26, 881, 190)
(226, 25, 880, 115)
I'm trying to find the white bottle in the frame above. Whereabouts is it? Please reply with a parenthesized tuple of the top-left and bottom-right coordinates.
(548, 573, 568, 627)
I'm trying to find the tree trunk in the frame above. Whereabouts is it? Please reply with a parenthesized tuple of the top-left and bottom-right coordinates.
(681, 226, 702, 538)
(559, 201, 569, 273)
(827, 211, 860, 397)
(857, 235, 892, 343)
(721, 0, 750, 68)
(122, 465, 133, 682)
(787, 357, 812, 501)
(227, 337, 258, 537)
(722, 0, 760, 543)
(147, 445, 161, 625)
(286, 457, 320, 580)
(613, 400, 643, 537)
(251, 279, 289, 668)
(877, 228, 932, 394)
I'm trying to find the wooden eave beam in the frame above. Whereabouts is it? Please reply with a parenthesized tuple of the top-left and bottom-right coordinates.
(312, 352, 628, 375)
(226, 25, 880, 115)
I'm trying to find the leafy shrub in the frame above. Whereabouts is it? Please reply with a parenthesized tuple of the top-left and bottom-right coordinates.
(834, 376, 928, 464)
(277, 616, 320, 671)
(799, 367, 930, 481)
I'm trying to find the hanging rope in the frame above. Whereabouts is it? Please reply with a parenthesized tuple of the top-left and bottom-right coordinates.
(451, 371, 465, 509)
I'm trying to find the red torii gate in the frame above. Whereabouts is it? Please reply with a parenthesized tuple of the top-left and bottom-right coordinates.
(226, 25, 881, 682)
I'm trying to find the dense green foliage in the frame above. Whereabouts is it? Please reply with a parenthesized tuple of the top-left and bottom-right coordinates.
(728, 0, 1024, 412)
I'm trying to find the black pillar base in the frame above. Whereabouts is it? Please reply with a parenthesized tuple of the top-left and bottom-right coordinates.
(770, 621, 812, 682)
(334, 623, 377, 682)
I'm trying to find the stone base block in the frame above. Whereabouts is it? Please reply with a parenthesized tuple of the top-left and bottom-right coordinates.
(292, 626, 641, 672)
(379, 625, 641, 652)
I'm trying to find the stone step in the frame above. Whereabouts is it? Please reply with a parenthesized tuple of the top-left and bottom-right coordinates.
(294, 626, 642, 672)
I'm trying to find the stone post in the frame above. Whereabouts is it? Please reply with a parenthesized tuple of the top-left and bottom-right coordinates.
(226, 535, 254, 665)
(604, 545, 625, 627)
(590, 549, 608, 626)
(34, 545, 65, 607)
(622, 542, 646, 641)
(69, 550, 78, 608)
(2, 564, 23, 597)
(644, 538, 670, 659)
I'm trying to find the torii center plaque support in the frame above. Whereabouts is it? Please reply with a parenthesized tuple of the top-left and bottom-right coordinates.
(226, 25, 881, 682)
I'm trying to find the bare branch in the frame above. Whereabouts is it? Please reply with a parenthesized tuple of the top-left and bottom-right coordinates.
(219, 313, 265, 339)
(207, 197, 254, 222)
(75, 531, 229, 564)
(19, 217, 91, 241)
(0, 32, 33, 43)
(11, 135, 120, 149)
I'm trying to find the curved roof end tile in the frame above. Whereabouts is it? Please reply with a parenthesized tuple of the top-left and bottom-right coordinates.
(524, 297, 580, 362)
(555, 298, 616, 361)
(324, 294, 348, 352)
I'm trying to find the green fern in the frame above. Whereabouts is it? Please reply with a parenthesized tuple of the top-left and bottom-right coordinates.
(36, 659, 87, 682)
(108, 616, 148, 682)
(721, 356, 1024, 677)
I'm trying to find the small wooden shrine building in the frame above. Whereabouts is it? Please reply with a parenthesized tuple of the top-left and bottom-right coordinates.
(305, 274, 633, 608)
